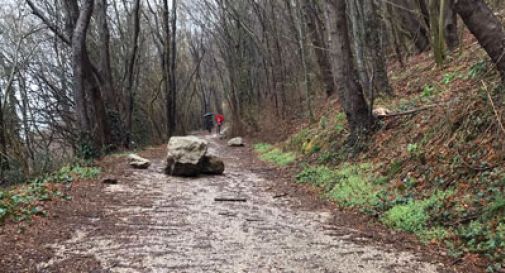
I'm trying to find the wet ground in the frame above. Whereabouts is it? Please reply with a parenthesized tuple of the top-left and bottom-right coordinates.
(26, 135, 443, 273)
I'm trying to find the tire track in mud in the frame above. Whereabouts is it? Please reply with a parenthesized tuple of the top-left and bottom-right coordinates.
(37, 136, 440, 273)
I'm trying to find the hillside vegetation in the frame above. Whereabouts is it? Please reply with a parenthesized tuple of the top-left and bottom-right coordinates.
(255, 35, 505, 271)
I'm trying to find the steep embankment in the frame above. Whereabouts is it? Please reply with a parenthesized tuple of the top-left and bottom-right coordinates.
(254, 34, 505, 272)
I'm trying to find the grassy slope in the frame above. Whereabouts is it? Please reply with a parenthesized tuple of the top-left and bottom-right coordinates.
(255, 34, 505, 271)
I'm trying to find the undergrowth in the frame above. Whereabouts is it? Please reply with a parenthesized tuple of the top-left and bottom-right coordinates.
(0, 164, 101, 224)
(254, 143, 296, 166)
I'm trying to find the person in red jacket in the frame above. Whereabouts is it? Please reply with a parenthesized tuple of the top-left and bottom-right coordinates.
(215, 114, 224, 134)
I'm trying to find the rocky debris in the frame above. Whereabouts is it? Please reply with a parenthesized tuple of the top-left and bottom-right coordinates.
(227, 137, 244, 147)
(165, 136, 225, 177)
(128, 154, 151, 169)
(102, 176, 118, 184)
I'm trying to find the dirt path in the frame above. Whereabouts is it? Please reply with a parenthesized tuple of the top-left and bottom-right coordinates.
(11, 135, 443, 273)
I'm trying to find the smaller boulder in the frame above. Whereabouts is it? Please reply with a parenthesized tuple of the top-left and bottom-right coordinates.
(128, 154, 151, 169)
(199, 155, 225, 175)
(228, 137, 245, 147)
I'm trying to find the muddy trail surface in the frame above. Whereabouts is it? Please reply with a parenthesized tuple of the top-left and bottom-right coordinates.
(2, 135, 448, 273)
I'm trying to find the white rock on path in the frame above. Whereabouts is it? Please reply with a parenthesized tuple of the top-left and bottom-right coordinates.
(227, 137, 245, 147)
(128, 154, 151, 169)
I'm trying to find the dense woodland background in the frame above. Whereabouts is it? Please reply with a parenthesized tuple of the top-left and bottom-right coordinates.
(0, 0, 503, 184)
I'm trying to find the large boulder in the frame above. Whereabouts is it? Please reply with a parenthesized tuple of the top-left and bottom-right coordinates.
(167, 136, 208, 164)
(228, 137, 244, 147)
(166, 136, 218, 177)
(199, 155, 225, 175)
(128, 154, 151, 169)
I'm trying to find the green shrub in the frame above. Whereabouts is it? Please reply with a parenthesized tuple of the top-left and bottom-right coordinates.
(260, 148, 296, 166)
(317, 151, 336, 164)
(441, 72, 457, 85)
(296, 166, 337, 190)
(335, 112, 346, 123)
(254, 143, 273, 154)
(383, 201, 430, 233)
(70, 165, 101, 179)
(418, 226, 451, 243)
(0, 164, 101, 224)
(457, 220, 505, 264)
(325, 163, 381, 208)
(382, 190, 453, 233)
(468, 60, 487, 79)
(288, 129, 311, 152)
(422, 84, 435, 97)
(387, 160, 403, 178)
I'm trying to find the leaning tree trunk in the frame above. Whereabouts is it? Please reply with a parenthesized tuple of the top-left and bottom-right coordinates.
(71, 0, 94, 138)
(455, 0, 505, 80)
(328, 0, 373, 136)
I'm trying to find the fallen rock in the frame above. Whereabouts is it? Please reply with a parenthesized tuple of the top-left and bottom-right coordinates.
(165, 136, 210, 177)
(199, 155, 225, 175)
(167, 136, 208, 165)
(228, 137, 244, 147)
(128, 154, 151, 169)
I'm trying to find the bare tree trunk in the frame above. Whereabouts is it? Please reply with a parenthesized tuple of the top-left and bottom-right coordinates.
(455, 0, 505, 80)
(162, 0, 173, 138)
(364, 0, 393, 96)
(295, 0, 314, 121)
(72, 0, 94, 136)
(328, 0, 373, 136)
(0, 88, 9, 174)
(302, 0, 335, 97)
(386, 1, 406, 66)
(418, 0, 431, 30)
(170, 0, 178, 134)
(347, 0, 370, 93)
(444, 0, 459, 50)
(96, 0, 115, 107)
(430, 0, 445, 64)
(126, 0, 141, 146)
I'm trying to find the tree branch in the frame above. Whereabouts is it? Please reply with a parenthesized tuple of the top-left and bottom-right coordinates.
(25, 0, 71, 45)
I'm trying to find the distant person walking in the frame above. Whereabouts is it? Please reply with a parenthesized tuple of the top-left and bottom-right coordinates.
(215, 114, 224, 134)
(203, 113, 214, 134)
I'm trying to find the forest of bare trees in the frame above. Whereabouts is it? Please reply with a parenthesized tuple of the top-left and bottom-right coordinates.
(0, 0, 505, 185)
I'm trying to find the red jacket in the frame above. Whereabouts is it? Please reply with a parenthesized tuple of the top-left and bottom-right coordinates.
(215, 114, 224, 125)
